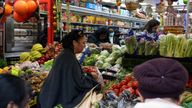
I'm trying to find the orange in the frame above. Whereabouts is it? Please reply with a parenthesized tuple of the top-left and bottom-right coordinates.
(14, 0, 28, 15)
(27, 0, 38, 13)
(4, 3, 13, 16)
(13, 11, 28, 22)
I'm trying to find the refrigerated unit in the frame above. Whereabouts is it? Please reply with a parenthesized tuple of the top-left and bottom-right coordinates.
(4, 14, 47, 64)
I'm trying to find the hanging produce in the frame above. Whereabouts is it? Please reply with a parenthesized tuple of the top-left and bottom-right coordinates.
(125, 0, 139, 11)
(27, 0, 38, 14)
(14, 0, 28, 15)
(183, 0, 188, 4)
(116, 0, 121, 6)
(4, 3, 12, 16)
(13, 11, 28, 22)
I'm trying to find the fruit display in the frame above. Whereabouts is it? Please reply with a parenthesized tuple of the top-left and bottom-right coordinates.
(42, 59, 54, 71)
(125, 36, 137, 55)
(21, 71, 48, 93)
(13, 0, 38, 22)
(106, 75, 138, 96)
(20, 43, 63, 64)
(98, 74, 140, 108)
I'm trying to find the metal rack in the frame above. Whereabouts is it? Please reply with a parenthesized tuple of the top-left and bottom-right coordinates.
(63, 21, 140, 29)
(62, 4, 148, 23)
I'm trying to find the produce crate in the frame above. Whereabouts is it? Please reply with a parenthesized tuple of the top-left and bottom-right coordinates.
(122, 53, 192, 73)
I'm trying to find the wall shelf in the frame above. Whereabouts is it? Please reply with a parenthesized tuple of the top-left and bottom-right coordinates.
(62, 4, 148, 23)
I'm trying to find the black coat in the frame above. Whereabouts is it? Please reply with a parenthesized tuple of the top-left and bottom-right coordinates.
(39, 49, 98, 108)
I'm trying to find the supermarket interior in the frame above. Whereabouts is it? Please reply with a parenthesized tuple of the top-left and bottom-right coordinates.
(0, 0, 192, 108)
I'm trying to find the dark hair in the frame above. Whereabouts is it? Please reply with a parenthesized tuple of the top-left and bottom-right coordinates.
(61, 30, 84, 50)
(143, 19, 160, 33)
(94, 27, 109, 42)
(0, 74, 31, 108)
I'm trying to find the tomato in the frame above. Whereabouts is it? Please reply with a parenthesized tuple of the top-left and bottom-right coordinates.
(127, 87, 135, 95)
(113, 89, 119, 95)
(117, 83, 122, 89)
(132, 81, 138, 88)
(120, 88, 124, 93)
(125, 75, 132, 82)
(121, 85, 127, 90)
(120, 80, 127, 85)
(127, 81, 133, 88)
(112, 84, 118, 89)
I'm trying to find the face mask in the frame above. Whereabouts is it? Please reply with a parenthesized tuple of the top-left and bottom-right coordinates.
(109, 32, 114, 37)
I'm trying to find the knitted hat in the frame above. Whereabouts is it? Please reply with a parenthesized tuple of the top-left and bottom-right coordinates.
(133, 58, 189, 99)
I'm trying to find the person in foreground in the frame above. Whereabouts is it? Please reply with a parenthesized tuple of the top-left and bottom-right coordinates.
(0, 74, 31, 108)
(39, 30, 101, 108)
(133, 58, 189, 108)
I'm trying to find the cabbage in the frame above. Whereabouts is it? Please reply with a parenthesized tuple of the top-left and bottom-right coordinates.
(102, 63, 112, 69)
(115, 57, 122, 65)
(120, 45, 128, 54)
(97, 55, 107, 61)
(100, 50, 110, 57)
(112, 45, 121, 52)
(95, 60, 104, 68)
(105, 57, 116, 64)
(110, 50, 122, 59)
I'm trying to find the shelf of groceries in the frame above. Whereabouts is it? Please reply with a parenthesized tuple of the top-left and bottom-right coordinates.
(62, 3, 148, 23)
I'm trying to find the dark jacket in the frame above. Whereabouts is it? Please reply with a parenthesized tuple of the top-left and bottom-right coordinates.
(39, 49, 98, 108)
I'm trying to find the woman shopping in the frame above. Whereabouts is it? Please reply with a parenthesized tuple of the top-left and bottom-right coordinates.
(39, 30, 102, 108)
(137, 19, 160, 42)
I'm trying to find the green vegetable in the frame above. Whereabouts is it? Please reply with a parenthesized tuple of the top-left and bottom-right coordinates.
(43, 59, 54, 71)
(112, 45, 121, 52)
(115, 57, 122, 65)
(184, 39, 192, 57)
(120, 45, 128, 54)
(83, 54, 99, 66)
(159, 35, 167, 56)
(137, 39, 145, 55)
(174, 36, 187, 58)
(166, 34, 176, 57)
(100, 50, 110, 57)
(54, 104, 63, 108)
(95, 60, 104, 68)
(159, 34, 176, 57)
(102, 63, 112, 69)
(125, 36, 137, 54)
(145, 41, 158, 56)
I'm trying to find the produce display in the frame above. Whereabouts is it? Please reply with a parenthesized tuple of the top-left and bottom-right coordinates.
(104, 75, 138, 96)
(159, 34, 192, 58)
(180, 91, 192, 108)
(20, 43, 63, 64)
(124, 35, 159, 56)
